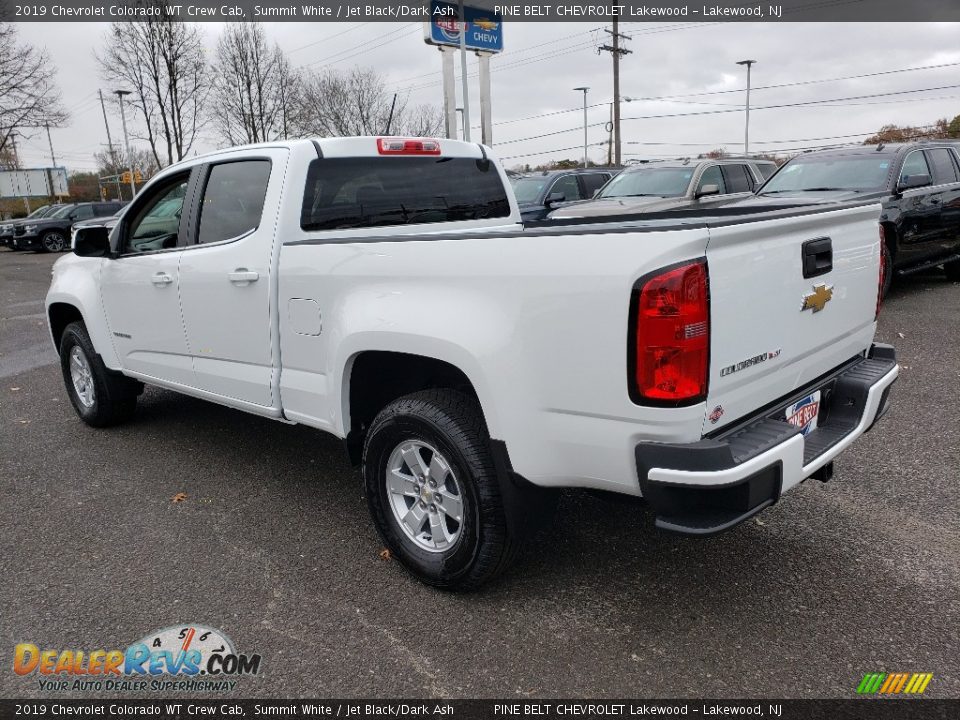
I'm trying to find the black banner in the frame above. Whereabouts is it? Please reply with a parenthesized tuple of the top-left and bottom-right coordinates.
(0, 700, 958, 720)
(2, 0, 960, 23)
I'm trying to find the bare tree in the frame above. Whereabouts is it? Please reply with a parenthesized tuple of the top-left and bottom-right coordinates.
(0, 22, 69, 156)
(211, 23, 300, 146)
(94, 146, 160, 180)
(96, 2, 207, 168)
(293, 66, 442, 139)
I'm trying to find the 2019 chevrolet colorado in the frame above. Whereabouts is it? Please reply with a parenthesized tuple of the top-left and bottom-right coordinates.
(46, 137, 898, 589)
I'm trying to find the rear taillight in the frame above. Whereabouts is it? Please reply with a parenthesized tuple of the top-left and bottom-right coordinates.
(376, 137, 441, 155)
(876, 226, 886, 319)
(630, 260, 710, 406)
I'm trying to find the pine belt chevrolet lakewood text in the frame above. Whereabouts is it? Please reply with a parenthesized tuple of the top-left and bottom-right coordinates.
(46, 137, 899, 589)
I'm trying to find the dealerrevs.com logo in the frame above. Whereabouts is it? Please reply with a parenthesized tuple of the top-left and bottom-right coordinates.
(13, 624, 261, 693)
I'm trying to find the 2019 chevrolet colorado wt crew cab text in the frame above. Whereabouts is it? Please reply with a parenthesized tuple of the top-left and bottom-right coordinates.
(46, 137, 898, 589)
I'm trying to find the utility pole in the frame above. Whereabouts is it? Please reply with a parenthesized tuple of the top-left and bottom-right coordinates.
(573, 87, 589, 168)
(8, 131, 30, 213)
(99, 90, 122, 200)
(114, 89, 136, 198)
(599, 18, 631, 166)
(98, 90, 116, 159)
(736, 60, 757, 155)
(45, 124, 57, 167)
(45, 123, 61, 201)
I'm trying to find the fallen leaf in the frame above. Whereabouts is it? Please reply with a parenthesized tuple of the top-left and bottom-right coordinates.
(897, 332, 905, 338)
(755, 518, 766, 527)
(172, 492, 187, 503)
(378, 548, 392, 560)
(10, 387, 20, 391)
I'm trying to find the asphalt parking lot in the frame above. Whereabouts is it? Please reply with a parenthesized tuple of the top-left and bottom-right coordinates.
(1, 247, 958, 700)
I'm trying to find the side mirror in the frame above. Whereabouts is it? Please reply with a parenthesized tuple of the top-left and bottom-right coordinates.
(898, 173, 931, 192)
(545, 192, 566, 206)
(697, 183, 720, 198)
(74, 227, 111, 258)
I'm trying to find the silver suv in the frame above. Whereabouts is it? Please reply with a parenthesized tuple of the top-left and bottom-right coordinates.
(548, 157, 777, 219)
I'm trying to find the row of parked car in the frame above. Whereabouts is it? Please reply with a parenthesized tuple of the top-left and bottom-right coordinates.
(4, 140, 959, 298)
(512, 140, 960, 294)
(0, 201, 126, 252)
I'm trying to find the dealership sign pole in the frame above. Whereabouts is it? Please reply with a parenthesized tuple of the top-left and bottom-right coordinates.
(424, 1, 503, 144)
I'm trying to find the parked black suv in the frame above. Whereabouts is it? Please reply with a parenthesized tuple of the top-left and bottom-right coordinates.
(11, 201, 126, 252)
(1, 204, 61, 248)
(510, 168, 618, 221)
(737, 141, 960, 295)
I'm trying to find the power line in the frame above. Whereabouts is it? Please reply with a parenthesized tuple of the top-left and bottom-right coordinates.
(496, 83, 960, 147)
(479, 60, 960, 130)
(299, 24, 419, 70)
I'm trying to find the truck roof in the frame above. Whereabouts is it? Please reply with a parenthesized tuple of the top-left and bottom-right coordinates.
(181, 136, 491, 165)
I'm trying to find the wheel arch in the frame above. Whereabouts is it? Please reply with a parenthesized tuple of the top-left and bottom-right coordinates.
(880, 220, 899, 260)
(48, 302, 85, 352)
(342, 350, 487, 466)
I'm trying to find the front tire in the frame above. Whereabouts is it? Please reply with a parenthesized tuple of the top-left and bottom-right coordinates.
(40, 230, 67, 253)
(363, 390, 520, 590)
(59, 321, 141, 427)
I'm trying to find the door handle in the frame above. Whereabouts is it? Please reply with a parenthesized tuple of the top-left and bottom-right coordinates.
(228, 269, 259, 284)
(151, 272, 174, 286)
(802, 237, 833, 279)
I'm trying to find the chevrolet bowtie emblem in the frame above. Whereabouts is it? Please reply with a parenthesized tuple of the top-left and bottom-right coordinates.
(801, 283, 834, 313)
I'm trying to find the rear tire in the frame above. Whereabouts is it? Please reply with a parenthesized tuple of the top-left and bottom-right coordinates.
(40, 230, 67, 253)
(59, 321, 141, 427)
(362, 389, 520, 590)
(945, 259, 960, 283)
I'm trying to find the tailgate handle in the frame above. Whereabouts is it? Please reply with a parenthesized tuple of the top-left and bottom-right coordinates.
(802, 237, 833, 278)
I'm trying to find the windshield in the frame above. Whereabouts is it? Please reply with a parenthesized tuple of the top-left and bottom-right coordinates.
(510, 177, 550, 204)
(598, 167, 695, 198)
(761, 155, 893, 193)
(27, 205, 51, 218)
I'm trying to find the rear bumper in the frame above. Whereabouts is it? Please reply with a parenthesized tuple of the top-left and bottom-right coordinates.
(636, 344, 898, 536)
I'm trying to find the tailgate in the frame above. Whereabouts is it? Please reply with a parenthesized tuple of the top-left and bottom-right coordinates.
(703, 204, 882, 433)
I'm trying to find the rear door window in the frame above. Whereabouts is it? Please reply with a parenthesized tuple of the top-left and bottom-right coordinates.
(721, 164, 753, 193)
(197, 160, 272, 244)
(925, 148, 960, 185)
(301, 157, 510, 231)
(581, 173, 610, 197)
(72, 205, 95, 221)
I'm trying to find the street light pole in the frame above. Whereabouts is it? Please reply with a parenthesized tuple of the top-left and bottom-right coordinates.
(736, 60, 756, 155)
(573, 87, 589, 168)
(114, 89, 136, 198)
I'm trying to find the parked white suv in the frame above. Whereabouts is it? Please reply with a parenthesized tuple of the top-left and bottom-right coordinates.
(46, 137, 897, 589)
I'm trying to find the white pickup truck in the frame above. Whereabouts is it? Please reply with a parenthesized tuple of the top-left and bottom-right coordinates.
(46, 137, 898, 589)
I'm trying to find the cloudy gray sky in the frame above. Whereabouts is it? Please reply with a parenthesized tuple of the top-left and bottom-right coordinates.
(10, 20, 960, 172)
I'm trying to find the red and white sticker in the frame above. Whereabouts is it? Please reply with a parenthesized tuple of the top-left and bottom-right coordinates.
(785, 390, 821, 436)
